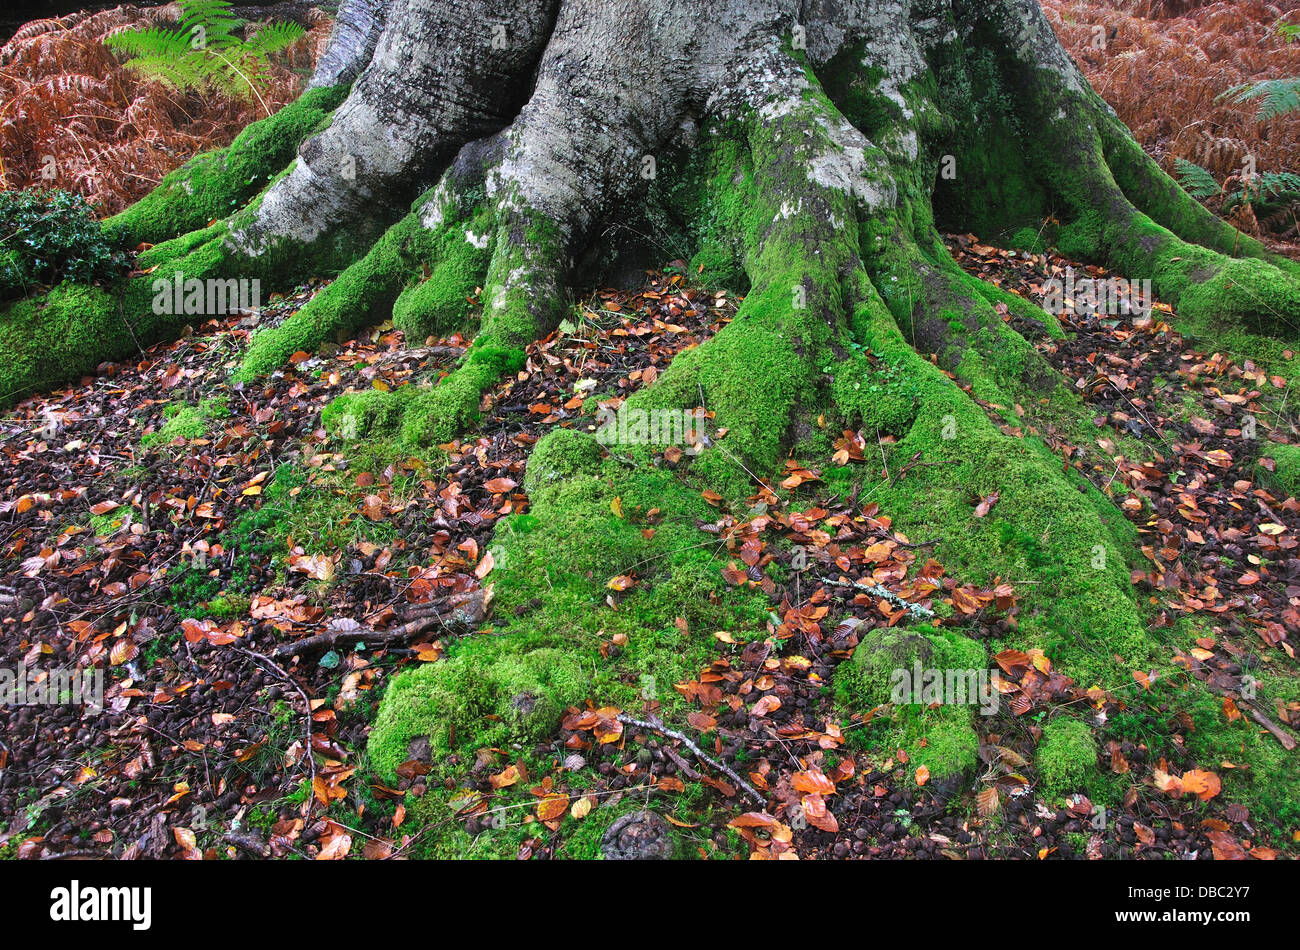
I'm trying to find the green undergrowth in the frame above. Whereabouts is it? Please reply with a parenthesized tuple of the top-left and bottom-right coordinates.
(832, 267, 1148, 690)
(1096, 628, 1300, 843)
(1259, 442, 1300, 500)
(1036, 715, 1099, 795)
(368, 428, 774, 777)
(306, 204, 563, 448)
(141, 397, 230, 446)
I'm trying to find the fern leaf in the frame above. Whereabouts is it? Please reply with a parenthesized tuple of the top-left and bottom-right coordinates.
(1221, 78, 1300, 121)
(242, 21, 306, 57)
(1175, 159, 1221, 199)
(103, 24, 191, 61)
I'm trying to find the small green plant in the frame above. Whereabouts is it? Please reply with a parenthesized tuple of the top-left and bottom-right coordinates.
(104, 0, 305, 115)
(1175, 158, 1300, 237)
(142, 398, 230, 446)
(0, 189, 125, 300)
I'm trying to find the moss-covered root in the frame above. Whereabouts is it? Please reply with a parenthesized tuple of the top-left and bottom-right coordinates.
(236, 192, 496, 380)
(957, 1, 1300, 340)
(1098, 118, 1300, 284)
(835, 267, 1149, 689)
(392, 204, 569, 447)
(103, 85, 349, 250)
(1007, 40, 1300, 338)
(622, 52, 888, 501)
(1061, 195, 1300, 342)
(367, 427, 773, 778)
(0, 226, 258, 406)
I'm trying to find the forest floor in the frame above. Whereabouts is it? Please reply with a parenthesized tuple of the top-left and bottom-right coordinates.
(1, 236, 1297, 860)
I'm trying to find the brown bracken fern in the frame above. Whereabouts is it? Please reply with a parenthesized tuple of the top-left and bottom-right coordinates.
(0, 4, 331, 216)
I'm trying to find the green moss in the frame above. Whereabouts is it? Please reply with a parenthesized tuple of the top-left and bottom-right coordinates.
(237, 197, 491, 379)
(1009, 226, 1048, 255)
(89, 506, 127, 537)
(1036, 716, 1098, 795)
(368, 642, 587, 780)
(909, 705, 981, 784)
(833, 626, 986, 785)
(398, 359, 497, 446)
(1259, 442, 1300, 500)
(1172, 675, 1300, 841)
(392, 205, 494, 340)
(0, 282, 123, 405)
(522, 427, 606, 492)
(103, 85, 348, 249)
(141, 397, 229, 446)
(834, 626, 987, 709)
(320, 384, 421, 439)
(835, 273, 1147, 688)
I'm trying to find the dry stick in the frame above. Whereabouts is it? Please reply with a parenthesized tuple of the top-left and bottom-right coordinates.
(616, 713, 765, 807)
(1244, 702, 1298, 751)
(222, 830, 271, 858)
(270, 590, 485, 658)
(823, 577, 936, 620)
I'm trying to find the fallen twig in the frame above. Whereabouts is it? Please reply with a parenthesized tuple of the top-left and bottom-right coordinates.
(1244, 701, 1298, 751)
(824, 577, 935, 620)
(271, 589, 490, 658)
(616, 713, 765, 806)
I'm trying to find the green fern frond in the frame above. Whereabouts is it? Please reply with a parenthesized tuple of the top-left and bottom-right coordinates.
(178, 0, 240, 43)
(101, 0, 304, 112)
(103, 25, 192, 61)
(1258, 171, 1300, 200)
(242, 21, 306, 58)
(118, 55, 207, 93)
(1221, 78, 1300, 121)
(1175, 159, 1221, 199)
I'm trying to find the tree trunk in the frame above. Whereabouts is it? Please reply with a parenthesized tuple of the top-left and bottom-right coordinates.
(3, 0, 1299, 850)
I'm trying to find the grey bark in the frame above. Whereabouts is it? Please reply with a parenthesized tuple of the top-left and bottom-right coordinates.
(308, 0, 392, 89)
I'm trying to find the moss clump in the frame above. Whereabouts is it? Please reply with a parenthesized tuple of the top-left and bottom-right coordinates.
(834, 626, 987, 786)
(398, 360, 497, 445)
(0, 282, 122, 406)
(522, 427, 606, 492)
(834, 626, 987, 709)
(103, 84, 348, 249)
(89, 506, 127, 537)
(1259, 443, 1300, 500)
(909, 706, 981, 785)
(1009, 226, 1047, 255)
(320, 385, 420, 439)
(368, 643, 588, 780)
(1036, 716, 1098, 794)
(142, 398, 229, 446)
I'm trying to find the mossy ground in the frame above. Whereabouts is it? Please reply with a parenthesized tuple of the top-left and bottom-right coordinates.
(141, 397, 230, 446)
